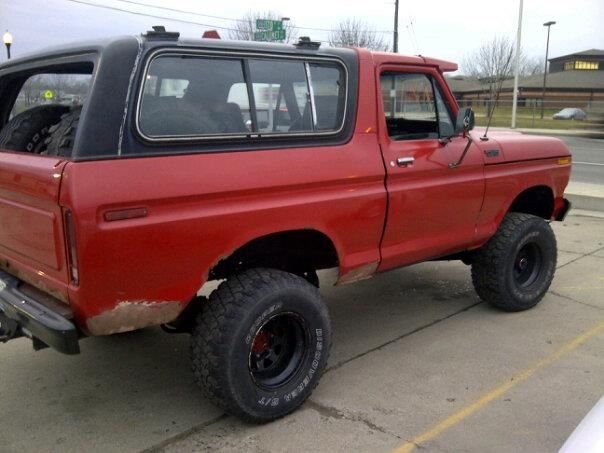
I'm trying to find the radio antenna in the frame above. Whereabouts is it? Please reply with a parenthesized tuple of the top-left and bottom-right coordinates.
(481, 47, 514, 141)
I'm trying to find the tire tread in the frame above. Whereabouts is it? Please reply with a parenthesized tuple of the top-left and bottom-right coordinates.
(191, 268, 330, 422)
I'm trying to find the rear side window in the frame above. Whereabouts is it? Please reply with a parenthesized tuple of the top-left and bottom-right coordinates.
(137, 52, 347, 141)
(247, 59, 310, 134)
(139, 56, 249, 137)
(10, 73, 92, 118)
(0, 64, 92, 156)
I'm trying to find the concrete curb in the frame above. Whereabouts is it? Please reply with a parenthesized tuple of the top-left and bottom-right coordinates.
(565, 183, 604, 213)
(488, 127, 604, 139)
(566, 193, 604, 212)
(518, 129, 604, 139)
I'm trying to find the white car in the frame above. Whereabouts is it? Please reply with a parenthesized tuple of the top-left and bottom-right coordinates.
(559, 397, 604, 453)
(553, 108, 587, 120)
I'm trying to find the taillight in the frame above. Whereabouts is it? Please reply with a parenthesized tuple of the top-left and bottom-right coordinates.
(64, 210, 79, 285)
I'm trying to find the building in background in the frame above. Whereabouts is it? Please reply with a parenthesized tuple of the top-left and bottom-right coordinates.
(447, 49, 604, 114)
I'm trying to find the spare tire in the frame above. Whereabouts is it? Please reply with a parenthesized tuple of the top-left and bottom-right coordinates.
(0, 105, 71, 153)
(44, 106, 82, 158)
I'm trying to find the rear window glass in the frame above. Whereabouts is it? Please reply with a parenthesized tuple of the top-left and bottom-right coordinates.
(137, 53, 347, 141)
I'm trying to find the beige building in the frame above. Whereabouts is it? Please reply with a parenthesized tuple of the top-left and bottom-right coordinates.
(447, 49, 604, 110)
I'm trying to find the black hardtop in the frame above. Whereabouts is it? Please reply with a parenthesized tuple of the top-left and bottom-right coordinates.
(0, 34, 356, 72)
(0, 34, 359, 160)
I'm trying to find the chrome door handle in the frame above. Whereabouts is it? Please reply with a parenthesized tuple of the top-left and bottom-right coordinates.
(397, 157, 415, 167)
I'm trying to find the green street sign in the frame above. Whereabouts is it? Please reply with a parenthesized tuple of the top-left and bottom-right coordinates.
(253, 29, 286, 42)
(255, 19, 284, 31)
(43, 90, 54, 100)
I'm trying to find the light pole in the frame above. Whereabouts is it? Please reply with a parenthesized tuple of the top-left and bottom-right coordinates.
(511, 0, 523, 129)
(540, 21, 556, 119)
(3, 30, 12, 60)
(393, 0, 399, 52)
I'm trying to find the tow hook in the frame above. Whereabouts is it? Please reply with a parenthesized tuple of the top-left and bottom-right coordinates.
(0, 311, 21, 342)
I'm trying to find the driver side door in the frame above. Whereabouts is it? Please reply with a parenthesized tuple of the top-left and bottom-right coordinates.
(378, 65, 485, 270)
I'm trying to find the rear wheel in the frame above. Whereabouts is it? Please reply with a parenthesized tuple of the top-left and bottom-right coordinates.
(191, 268, 331, 422)
(471, 213, 557, 311)
(0, 105, 70, 153)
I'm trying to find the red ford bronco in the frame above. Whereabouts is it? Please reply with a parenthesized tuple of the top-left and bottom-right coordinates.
(0, 28, 571, 422)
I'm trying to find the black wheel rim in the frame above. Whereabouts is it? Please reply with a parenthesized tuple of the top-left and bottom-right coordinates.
(248, 312, 307, 390)
(513, 242, 543, 288)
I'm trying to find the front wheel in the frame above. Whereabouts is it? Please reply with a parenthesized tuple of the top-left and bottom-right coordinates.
(471, 213, 557, 311)
(191, 268, 331, 422)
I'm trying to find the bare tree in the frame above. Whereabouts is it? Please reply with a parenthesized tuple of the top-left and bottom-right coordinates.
(463, 36, 543, 80)
(462, 36, 515, 115)
(20, 75, 44, 106)
(228, 11, 298, 43)
(328, 19, 389, 51)
(520, 56, 543, 76)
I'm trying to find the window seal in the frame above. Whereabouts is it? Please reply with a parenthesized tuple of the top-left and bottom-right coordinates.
(304, 62, 317, 130)
(242, 58, 258, 133)
(134, 48, 349, 144)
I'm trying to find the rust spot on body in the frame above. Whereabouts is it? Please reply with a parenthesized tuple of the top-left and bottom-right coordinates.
(87, 300, 183, 335)
(336, 261, 378, 285)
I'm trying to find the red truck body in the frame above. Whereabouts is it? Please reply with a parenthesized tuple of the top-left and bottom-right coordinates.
(0, 36, 571, 343)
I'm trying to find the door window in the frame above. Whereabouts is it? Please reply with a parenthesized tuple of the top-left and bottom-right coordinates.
(380, 72, 452, 141)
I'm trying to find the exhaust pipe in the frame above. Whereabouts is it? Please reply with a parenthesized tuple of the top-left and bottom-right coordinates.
(0, 311, 20, 342)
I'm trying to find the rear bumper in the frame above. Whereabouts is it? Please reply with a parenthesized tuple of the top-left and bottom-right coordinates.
(0, 270, 80, 354)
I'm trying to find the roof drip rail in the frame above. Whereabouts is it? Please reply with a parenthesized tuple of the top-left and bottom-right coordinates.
(295, 37, 321, 50)
(143, 26, 180, 41)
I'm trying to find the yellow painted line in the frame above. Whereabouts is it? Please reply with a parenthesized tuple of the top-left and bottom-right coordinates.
(394, 320, 604, 453)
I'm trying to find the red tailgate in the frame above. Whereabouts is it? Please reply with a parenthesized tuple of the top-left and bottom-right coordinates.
(0, 152, 69, 302)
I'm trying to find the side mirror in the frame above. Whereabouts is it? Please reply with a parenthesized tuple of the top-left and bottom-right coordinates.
(454, 107, 475, 135)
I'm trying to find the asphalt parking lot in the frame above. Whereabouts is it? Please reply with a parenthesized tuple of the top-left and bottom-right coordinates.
(1, 211, 602, 453)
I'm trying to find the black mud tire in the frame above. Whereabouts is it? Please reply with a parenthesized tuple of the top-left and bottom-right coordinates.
(44, 106, 82, 157)
(0, 105, 70, 153)
(471, 213, 557, 311)
(191, 268, 331, 423)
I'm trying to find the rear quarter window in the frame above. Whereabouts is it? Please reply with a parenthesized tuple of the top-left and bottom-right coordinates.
(0, 63, 93, 156)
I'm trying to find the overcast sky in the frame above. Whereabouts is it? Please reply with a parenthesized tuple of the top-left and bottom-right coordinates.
(1, 0, 603, 73)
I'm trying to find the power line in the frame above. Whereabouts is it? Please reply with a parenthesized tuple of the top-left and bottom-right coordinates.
(67, 0, 393, 35)
(65, 0, 242, 32)
(111, 0, 393, 33)
(111, 0, 246, 23)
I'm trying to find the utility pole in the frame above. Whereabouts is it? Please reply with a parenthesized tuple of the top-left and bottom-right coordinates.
(511, 0, 523, 129)
(393, 0, 399, 53)
(540, 21, 556, 119)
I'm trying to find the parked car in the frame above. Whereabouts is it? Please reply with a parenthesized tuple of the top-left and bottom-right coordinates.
(0, 28, 571, 423)
(559, 397, 604, 453)
(553, 108, 587, 120)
